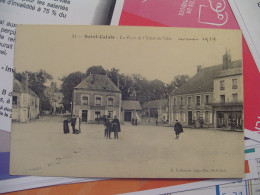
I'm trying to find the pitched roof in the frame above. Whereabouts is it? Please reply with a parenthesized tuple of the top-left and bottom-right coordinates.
(173, 60, 242, 95)
(13, 79, 38, 97)
(122, 100, 142, 110)
(13, 79, 26, 93)
(142, 99, 168, 109)
(74, 74, 121, 92)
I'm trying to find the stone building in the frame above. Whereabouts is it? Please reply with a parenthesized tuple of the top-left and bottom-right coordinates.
(212, 52, 243, 129)
(12, 79, 40, 122)
(73, 74, 122, 123)
(169, 51, 243, 129)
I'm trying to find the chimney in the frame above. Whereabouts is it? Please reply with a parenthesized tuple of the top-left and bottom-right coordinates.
(92, 74, 96, 85)
(223, 49, 232, 70)
(117, 75, 120, 88)
(197, 65, 202, 73)
(22, 73, 29, 91)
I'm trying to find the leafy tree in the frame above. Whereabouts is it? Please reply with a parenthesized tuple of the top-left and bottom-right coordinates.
(86, 65, 106, 76)
(165, 75, 190, 94)
(60, 72, 86, 111)
(14, 70, 53, 111)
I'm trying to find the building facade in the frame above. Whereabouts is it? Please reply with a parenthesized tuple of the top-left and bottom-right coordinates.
(169, 51, 243, 130)
(121, 100, 142, 122)
(212, 62, 243, 129)
(142, 99, 169, 123)
(12, 79, 40, 122)
(73, 74, 122, 123)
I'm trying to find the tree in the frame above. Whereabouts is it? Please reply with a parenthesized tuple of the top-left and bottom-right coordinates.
(149, 79, 167, 100)
(86, 65, 106, 76)
(165, 74, 190, 94)
(60, 72, 86, 111)
(14, 70, 53, 111)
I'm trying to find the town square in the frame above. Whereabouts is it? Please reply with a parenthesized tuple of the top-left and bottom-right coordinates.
(11, 114, 243, 178)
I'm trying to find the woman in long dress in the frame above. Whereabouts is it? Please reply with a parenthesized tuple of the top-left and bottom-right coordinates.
(75, 116, 81, 134)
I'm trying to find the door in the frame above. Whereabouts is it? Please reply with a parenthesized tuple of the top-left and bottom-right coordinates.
(82, 110, 88, 122)
(124, 111, 132, 122)
(188, 111, 192, 125)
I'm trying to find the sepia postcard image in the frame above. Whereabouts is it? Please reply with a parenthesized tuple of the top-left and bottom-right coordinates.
(10, 25, 244, 178)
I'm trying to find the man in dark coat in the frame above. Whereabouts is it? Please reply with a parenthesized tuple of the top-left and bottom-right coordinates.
(112, 116, 121, 132)
(71, 115, 77, 134)
(174, 120, 183, 139)
(63, 119, 70, 134)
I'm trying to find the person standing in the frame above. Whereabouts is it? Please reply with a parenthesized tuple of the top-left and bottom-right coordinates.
(75, 115, 81, 134)
(112, 116, 121, 132)
(63, 119, 70, 134)
(71, 115, 77, 134)
(174, 120, 183, 139)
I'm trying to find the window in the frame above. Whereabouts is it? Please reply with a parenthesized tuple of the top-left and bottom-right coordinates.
(31, 99, 35, 107)
(180, 112, 184, 122)
(81, 95, 88, 105)
(232, 79, 238, 89)
(95, 111, 101, 121)
(220, 95, 225, 103)
(220, 80, 225, 90)
(12, 96, 18, 105)
(205, 111, 210, 123)
(205, 95, 209, 105)
(187, 97, 192, 106)
(180, 97, 183, 106)
(108, 97, 113, 106)
(196, 96, 201, 106)
(173, 97, 177, 107)
(196, 111, 200, 120)
(232, 93, 238, 102)
(95, 96, 101, 106)
(108, 111, 113, 118)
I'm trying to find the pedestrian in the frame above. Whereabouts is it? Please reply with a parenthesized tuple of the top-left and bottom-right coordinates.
(174, 120, 183, 139)
(75, 115, 81, 134)
(71, 115, 77, 134)
(135, 118, 138, 126)
(112, 115, 121, 132)
(63, 119, 70, 134)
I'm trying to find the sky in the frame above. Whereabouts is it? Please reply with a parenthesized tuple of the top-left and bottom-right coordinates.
(14, 25, 243, 85)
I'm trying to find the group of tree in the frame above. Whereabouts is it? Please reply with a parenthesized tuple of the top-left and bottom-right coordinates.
(14, 70, 53, 111)
(60, 65, 190, 110)
(14, 66, 190, 113)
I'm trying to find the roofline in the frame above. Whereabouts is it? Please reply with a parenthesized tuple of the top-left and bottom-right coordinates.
(214, 72, 242, 79)
(74, 88, 121, 93)
(171, 89, 213, 96)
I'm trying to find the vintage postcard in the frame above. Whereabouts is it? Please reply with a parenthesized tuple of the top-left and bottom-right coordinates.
(10, 25, 244, 178)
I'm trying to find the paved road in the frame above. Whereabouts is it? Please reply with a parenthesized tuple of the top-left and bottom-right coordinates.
(10, 115, 244, 178)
